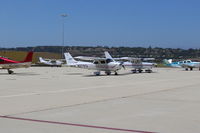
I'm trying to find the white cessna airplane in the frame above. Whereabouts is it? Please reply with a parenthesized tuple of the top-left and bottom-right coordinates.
(104, 52, 156, 73)
(64, 52, 123, 75)
(39, 57, 64, 67)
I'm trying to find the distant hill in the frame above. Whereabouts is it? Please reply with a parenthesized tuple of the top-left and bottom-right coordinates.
(1, 46, 200, 63)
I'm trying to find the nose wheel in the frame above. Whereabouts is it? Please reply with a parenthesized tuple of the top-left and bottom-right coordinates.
(94, 71, 100, 76)
(7, 69, 14, 74)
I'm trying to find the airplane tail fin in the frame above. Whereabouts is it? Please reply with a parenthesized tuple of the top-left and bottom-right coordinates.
(163, 59, 172, 65)
(104, 51, 115, 62)
(64, 52, 77, 65)
(39, 57, 46, 63)
(23, 51, 33, 62)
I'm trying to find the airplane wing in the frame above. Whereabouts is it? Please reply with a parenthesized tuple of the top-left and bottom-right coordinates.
(114, 57, 155, 62)
(75, 56, 105, 61)
(114, 57, 155, 61)
(41, 58, 60, 62)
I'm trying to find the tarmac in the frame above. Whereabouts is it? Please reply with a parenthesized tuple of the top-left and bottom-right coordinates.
(0, 67, 200, 133)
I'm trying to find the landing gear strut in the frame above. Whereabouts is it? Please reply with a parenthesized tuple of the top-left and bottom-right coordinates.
(7, 69, 14, 74)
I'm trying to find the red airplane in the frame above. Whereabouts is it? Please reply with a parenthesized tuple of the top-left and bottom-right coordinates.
(0, 51, 33, 74)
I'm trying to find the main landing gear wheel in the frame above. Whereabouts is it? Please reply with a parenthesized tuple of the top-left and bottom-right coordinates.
(185, 68, 188, 71)
(8, 69, 14, 74)
(138, 69, 143, 73)
(190, 68, 193, 71)
(145, 70, 152, 73)
(105, 72, 111, 75)
(114, 72, 118, 75)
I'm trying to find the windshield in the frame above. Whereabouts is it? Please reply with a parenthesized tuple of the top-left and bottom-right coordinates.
(106, 59, 113, 63)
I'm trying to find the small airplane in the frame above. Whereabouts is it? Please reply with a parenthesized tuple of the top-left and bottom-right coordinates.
(38, 57, 64, 67)
(104, 52, 156, 73)
(163, 59, 200, 71)
(0, 51, 33, 74)
(64, 52, 123, 75)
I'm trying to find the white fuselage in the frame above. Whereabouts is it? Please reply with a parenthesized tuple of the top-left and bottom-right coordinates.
(68, 61, 122, 72)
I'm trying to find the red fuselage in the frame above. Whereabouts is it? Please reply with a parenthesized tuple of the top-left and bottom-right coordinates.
(0, 52, 33, 69)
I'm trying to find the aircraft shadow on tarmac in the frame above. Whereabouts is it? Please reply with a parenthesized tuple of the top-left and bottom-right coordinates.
(180, 70, 200, 72)
(83, 71, 157, 77)
(0, 72, 40, 76)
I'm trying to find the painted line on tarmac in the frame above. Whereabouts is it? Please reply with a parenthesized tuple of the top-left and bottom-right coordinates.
(0, 115, 157, 133)
(0, 93, 38, 98)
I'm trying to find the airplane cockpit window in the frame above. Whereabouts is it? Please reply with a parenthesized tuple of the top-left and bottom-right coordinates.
(100, 60, 106, 64)
(135, 60, 140, 63)
(94, 61, 99, 64)
(0, 59, 4, 62)
(106, 59, 113, 63)
(183, 61, 186, 63)
(187, 60, 191, 63)
(51, 61, 56, 63)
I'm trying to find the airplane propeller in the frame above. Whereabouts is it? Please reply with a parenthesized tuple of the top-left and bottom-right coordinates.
(122, 65, 126, 70)
(119, 62, 126, 70)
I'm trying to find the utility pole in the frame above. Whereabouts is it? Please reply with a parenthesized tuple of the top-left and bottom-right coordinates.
(61, 14, 67, 58)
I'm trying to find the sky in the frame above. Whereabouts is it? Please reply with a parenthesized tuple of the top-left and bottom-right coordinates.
(0, 0, 200, 48)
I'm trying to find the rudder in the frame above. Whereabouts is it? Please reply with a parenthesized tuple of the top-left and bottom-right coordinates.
(64, 52, 77, 65)
(23, 52, 33, 62)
